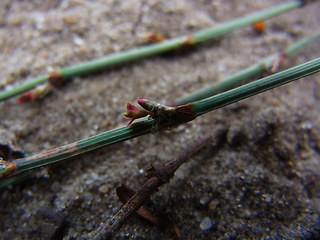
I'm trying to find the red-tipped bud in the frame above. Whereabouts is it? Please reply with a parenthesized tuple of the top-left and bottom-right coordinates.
(268, 52, 286, 73)
(137, 98, 157, 112)
(252, 20, 265, 33)
(17, 91, 35, 104)
(137, 98, 176, 113)
(123, 102, 150, 126)
(17, 84, 51, 104)
(136, 98, 146, 105)
(146, 32, 164, 43)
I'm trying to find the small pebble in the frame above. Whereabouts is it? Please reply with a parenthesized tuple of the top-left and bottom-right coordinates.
(73, 35, 84, 46)
(199, 194, 211, 205)
(98, 208, 104, 214)
(209, 199, 219, 210)
(302, 121, 313, 130)
(63, 15, 78, 25)
(199, 217, 212, 231)
(98, 184, 109, 194)
(90, 172, 100, 181)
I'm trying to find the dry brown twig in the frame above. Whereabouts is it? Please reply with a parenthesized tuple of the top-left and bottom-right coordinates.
(89, 129, 227, 240)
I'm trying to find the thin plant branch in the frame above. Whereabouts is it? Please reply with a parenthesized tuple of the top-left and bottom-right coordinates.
(191, 57, 320, 117)
(90, 134, 216, 240)
(1, 57, 319, 186)
(0, 0, 308, 101)
(175, 30, 320, 105)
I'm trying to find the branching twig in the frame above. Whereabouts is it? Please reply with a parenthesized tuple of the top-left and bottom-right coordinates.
(175, 31, 320, 105)
(1, 58, 320, 185)
(0, 0, 307, 101)
(90, 134, 217, 240)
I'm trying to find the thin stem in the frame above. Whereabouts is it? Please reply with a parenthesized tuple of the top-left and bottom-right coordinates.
(90, 135, 215, 239)
(0, 0, 304, 101)
(175, 30, 320, 105)
(191, 57, 320, 116)
(284, 31, 320, 56)
(1, 58, 319, 183)
(0, 172, 31, 189)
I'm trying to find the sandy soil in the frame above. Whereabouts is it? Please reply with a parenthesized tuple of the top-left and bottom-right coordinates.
(0, 0, 320, 239)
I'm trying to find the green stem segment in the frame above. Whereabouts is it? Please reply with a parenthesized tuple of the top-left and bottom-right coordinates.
(175, 31, 320, 105)
(1, 57, 319, 181)
(0, 0, 303, 101)
(191, 57, 320, 116)
(15, 120, 155, 173)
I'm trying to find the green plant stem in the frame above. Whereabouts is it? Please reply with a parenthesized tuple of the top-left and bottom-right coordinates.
(175, 30, 320, 105)
(0, 172, 31, 189)
(284, 30, 320, 56)
(0, 0, 304, 101)
(191, 57, 320, 116)
(1, 57, 319, 185)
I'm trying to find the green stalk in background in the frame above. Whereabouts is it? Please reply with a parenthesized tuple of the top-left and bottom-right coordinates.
(0, 0, 305, 101)
(1, 57, 319, 186)
(191, 58, 320, 116)
(175, 31, 320, 105)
